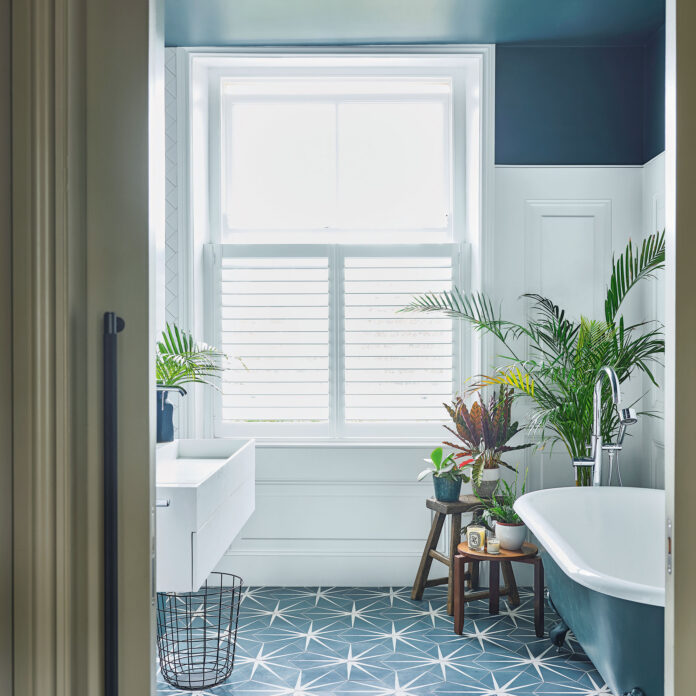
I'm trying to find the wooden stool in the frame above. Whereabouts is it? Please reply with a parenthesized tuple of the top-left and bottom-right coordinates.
(454, 541, 545, 637)
(411, 496, 483, 615)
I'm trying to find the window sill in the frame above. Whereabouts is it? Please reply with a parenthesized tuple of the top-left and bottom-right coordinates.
(252, 438, 438, 449)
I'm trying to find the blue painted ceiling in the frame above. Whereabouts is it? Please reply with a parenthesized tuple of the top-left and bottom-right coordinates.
(166, 0, 665, 47)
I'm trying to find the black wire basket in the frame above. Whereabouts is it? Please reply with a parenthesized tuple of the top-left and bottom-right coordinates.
(156, 572, 243, 691)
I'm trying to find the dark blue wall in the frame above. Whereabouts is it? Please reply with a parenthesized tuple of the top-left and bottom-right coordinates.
(495, 44, 663, 165)
(495, 46, 645, 164)
(643, 27, 666, 161)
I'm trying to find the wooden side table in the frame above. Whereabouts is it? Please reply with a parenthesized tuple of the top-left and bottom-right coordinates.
(411, 496, 483, 614)
(454, 541, 545, 638)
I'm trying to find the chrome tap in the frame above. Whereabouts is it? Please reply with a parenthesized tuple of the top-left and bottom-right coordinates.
(590, 367, 621, 486)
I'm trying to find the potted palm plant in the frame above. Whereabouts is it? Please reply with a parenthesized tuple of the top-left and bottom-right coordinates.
(477, 470, 528, 551)
(417, 447, 470, 502)
(155, 323, 226, 443)
(403, 231, 665, 485)
(444, 387, 532, 498)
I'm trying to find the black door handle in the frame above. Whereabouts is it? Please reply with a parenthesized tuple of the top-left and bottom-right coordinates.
(103, 312, 125, 696)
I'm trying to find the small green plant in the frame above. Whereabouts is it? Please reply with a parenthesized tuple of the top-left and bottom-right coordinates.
(443, 387, 531, 487)
(477, 469, 528, 525)
(156, 322, 226, 391)
(418, 447, 470, 483)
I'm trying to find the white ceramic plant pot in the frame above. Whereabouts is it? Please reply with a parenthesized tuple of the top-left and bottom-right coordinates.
(494, 521, 527, 551)
(473, 468, 500, 499)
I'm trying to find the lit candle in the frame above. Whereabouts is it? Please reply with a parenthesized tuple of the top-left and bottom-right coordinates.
(487, 537, 500, 554)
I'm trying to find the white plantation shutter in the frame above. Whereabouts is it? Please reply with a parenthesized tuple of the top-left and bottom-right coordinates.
(342, 248, 457, 431)
(217, 246, 331, 436)
(213, 244, 459, 437)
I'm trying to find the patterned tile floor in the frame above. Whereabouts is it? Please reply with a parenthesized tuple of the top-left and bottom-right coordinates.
(156, 585, 610, 696)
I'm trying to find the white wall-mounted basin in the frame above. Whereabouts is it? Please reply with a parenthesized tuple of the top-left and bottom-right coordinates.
(156, 438, 255, 592)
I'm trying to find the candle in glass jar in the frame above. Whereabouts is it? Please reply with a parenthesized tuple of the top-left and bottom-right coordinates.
(487, 537, 500, 554)
(467, 525, 486, 551)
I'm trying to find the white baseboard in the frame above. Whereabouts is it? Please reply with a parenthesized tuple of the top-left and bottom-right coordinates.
(215, 550, 424, 587)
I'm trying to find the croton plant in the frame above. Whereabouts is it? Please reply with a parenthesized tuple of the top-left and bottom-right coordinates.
(443, 386, 531, 486)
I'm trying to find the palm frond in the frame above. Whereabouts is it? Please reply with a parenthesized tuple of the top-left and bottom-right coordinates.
(402, 288, 528, 355)
(605, 230, 665, 323)
(156, 322, 228, 390)
(467, 367, 536, 398)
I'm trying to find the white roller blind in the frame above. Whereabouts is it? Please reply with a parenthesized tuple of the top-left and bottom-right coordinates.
(220, 77, 452, 242)
(219, 250, 330, 425)
(343, 253, 455, 424)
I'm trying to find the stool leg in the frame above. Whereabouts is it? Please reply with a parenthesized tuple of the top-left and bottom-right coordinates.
(489, 562, 500, 614)
(453, 553, 466, 634)
(501, 561, 520, 607)
(411, 512, 445, 601)
(447, 512, 462, 615)
(470, 559, 480, 589)
(534, 557, 545, 637)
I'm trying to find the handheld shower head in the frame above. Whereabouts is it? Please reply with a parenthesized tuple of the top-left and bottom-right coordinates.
(617, 408, 638, 445)
(620, 408, 638, 425)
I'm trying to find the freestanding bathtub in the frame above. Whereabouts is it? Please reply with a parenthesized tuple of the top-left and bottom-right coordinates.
(515, 487, 665, 696)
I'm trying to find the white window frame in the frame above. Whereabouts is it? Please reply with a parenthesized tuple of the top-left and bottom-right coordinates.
(179, 46, 495, 442)
(209, 242, 464, 440)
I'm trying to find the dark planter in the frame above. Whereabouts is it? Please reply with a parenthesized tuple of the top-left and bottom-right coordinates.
(157, 390, 175, 443)
(433, 476, 462, 502)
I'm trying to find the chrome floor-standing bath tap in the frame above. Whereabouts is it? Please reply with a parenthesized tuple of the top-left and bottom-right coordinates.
(589, 367, 638, 486)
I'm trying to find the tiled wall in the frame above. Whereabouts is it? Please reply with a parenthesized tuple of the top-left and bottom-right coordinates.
(165, 48, 179, 327)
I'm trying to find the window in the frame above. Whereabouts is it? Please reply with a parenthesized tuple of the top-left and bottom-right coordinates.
(219, 78, 451, 241)
(190, 52, 485, 439)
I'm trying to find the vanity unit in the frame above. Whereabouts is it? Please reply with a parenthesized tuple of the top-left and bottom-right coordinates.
(155, 439, 255, 592)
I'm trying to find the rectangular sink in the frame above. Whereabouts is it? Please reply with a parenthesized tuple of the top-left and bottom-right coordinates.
(156, 438, 255, 592)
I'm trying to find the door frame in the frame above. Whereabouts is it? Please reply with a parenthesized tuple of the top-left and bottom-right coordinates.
(664, 0, 696, 693)
(0, 0, 12, 692)
(10, 0, 162, 694)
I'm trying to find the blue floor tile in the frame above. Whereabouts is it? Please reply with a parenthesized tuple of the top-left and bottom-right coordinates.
(156, 586, 606, 696)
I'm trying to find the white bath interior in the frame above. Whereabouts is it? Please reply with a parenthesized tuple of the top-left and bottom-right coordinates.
(516, 486, 666, 606)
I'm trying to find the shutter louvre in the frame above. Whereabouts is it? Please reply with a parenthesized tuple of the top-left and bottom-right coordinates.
(343, 254, 455, 424)
(220, 254, 330, 423)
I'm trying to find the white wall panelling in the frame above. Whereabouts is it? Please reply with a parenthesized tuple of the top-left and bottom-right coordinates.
(215, 444, 482, 586)
(524, 200, 611, 321)
(495, 165, 657, 495)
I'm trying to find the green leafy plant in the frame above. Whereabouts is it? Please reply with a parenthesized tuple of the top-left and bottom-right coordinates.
(477, 469, 528, 525)
(156, 322, 226, 392)
(418, 447, 470, 483)
(443, 386, 532, 487)
(403, 231, 665, 465)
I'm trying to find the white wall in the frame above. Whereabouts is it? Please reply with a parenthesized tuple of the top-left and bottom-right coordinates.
(164, 49, 666, 585)
(494, 164, 664, 495)
(643, 152, 667, 489)
(218, 445, 441, 585)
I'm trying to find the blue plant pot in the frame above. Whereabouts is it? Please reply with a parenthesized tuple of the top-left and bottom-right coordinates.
(433, 476, 462, 502)
(157, 390, 175, 443)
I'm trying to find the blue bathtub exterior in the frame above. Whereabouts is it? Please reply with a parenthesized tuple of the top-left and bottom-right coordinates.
(542, 551, 664, 696)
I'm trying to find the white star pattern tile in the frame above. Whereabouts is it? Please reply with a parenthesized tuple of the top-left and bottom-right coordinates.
(156, 586, 608, 695)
